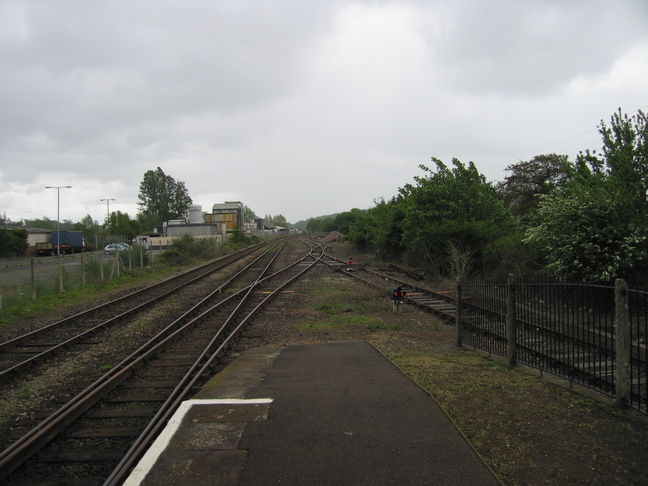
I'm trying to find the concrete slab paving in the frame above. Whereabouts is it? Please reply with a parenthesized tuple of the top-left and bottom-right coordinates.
(125, 347, 281, 486)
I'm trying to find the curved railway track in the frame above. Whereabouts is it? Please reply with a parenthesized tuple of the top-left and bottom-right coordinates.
(0, 241, 274, 383)
(321, 250, 457, 319)
(0, 238, 325, 485)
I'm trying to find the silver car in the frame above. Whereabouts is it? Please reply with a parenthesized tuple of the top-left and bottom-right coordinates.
(104, 243, 125, 255)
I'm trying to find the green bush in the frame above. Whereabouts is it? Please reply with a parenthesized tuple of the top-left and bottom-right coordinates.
(0, 229, 28, 258)
(159, 235, 227, 264)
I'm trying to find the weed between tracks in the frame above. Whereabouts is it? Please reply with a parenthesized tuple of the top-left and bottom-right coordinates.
(294, 276, 399, 332)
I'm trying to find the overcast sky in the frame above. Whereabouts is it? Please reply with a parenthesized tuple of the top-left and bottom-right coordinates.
(1, 0, 647, 225)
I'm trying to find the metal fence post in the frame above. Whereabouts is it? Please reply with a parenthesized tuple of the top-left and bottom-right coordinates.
(615, 278, 631, 408)
(31, 258, 36, 300)
(506, 273, 517, 368)
(455, 279, 462, 348)
(58, 253, 64, 293)
(81, 251, 86, 287)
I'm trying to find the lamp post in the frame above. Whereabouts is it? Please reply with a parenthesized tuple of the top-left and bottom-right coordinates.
(100, 198, 115, 223)
(46, 185, 72, 256)
(45, 185, 71, 292)
(101, 198, 115, 248)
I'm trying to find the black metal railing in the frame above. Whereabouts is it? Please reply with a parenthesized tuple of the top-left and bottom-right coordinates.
(458, 278, 647, 413)
(460, 278, 507, 357)
(627, 289, 648, 411)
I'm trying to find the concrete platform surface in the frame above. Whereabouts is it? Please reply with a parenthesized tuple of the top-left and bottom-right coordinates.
(127, 342, 499, 486)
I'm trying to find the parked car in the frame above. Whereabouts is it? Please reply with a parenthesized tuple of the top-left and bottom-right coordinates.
(104, 243, 125, 255)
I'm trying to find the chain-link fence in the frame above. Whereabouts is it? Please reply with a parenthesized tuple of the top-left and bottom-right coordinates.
(0, 245, 152, 312)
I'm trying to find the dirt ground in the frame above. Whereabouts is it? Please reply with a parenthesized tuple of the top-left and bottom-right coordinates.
(239, 258, 648, 486)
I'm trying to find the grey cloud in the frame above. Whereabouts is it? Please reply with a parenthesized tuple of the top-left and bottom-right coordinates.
(0, 1, 337, 147)
(420, 0, 648, 95)
(1, 0, 647, 223)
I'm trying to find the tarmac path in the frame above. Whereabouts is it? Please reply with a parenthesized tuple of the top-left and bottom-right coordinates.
(238, 342, 499, 485)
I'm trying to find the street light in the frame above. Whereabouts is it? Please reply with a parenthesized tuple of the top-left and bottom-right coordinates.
(45, 185, 72, 256)
(100, 198, 115, 223)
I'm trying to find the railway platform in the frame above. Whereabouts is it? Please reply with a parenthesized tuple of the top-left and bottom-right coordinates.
(125, 341, 500, 485)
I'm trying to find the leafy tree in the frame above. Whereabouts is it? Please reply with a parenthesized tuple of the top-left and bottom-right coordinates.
(77, 214, 102, 242)
(367, 198, 405, 259)
(137, 212, 161, 234)
(398, 158, 516, 274)
(599, 108, 648, 213)
(105, 211, 141, 241)
(243, 205, 257, 222)
(137, 167, 192, 229)
(526, 109, 648, 282)
(295, 214, 337, 233)
(525, 185, 645, 282)
(21, 217, 79, 231)
(0, 212, 13, 226)
(305, 216, 335, 233)
(264, 214, 291, 228)
(345, 209, 377, 251)
(322, 208, 367, 234)
(0, 228, 28, 257)
(496, 154, 570, 221)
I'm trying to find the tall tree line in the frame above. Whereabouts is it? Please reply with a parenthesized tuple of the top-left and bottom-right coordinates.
(305, 108, 648, 284)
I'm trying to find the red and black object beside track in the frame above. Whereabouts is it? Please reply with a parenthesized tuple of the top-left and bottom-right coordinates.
(320, 250, 458, 321)
(0, 238, 325, 485)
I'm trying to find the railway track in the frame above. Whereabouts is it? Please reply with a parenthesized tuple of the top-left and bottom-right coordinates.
(0, 238, 324, 485)
(0, 241, 273, 383)
(320, 251, 457, 320)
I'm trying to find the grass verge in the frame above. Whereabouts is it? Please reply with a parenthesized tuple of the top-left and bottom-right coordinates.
(374, 336, 648, 485)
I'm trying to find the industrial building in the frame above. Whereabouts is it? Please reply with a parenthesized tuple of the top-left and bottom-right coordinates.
(137, 201, 289, 249)
(159, 202, 240, 238)
(207, 201, 244, 232)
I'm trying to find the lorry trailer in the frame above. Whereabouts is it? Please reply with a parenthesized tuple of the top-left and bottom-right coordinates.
(36, 231, 85, 255)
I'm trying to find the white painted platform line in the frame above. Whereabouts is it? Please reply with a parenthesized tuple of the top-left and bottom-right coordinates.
(123, 398, 274, 486)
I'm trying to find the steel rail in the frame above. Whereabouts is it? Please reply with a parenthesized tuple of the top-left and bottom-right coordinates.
(0, 238, 310, 481)
(0, 241, 274, 383)
(320, 250, 459, 316)
(0, 239, 287, 478)
(105, 242, 324, 485)
(0, 240, 269, 351)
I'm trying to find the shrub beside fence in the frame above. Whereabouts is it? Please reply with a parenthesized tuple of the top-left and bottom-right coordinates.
(456, 276, 647, 414)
